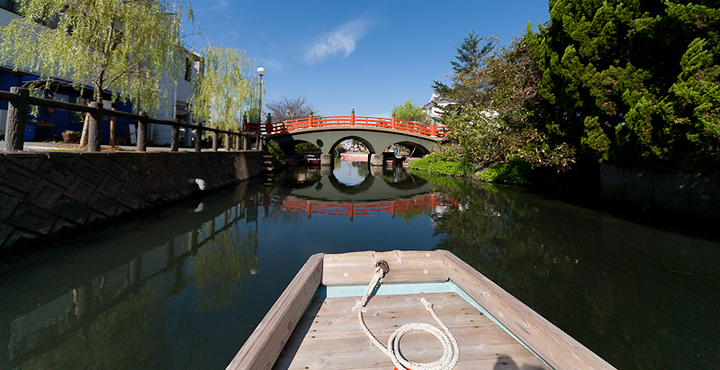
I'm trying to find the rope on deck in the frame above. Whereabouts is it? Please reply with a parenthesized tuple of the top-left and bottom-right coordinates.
(352, 264, 460, 370)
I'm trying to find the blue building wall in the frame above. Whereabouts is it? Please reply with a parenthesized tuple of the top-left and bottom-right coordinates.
(1, 70, 135, 143)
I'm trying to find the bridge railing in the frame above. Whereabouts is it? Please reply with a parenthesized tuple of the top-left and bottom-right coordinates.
(268, 115, 448, 138)
(278, 193, 458, 218)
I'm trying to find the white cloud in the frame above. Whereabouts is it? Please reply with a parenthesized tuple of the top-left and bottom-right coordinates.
(305, 18, 372, 64)
(208, 0, 230, 11)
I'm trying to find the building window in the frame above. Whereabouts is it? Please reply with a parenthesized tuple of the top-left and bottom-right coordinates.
(184, 57, 192, 82)
(0, 0, 17, 13)
(76, 97, 90, 106)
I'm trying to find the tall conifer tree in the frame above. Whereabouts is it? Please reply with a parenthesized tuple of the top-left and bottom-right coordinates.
(527, 0, 720, 173)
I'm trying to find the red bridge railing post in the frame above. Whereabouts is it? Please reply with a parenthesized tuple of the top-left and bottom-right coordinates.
(430, 122, 436, 136)
(391, 113, 396, 130)
(351, 109, 355, 126)
(309, 112, 314, 128)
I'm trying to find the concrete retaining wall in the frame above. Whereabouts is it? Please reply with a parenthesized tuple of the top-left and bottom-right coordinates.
(0, 151, 265, 255)
(600, 164, 720, 219)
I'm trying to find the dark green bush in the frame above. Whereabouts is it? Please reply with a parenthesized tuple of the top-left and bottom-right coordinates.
(409, 153, 473, 177)
(266, 140, 286, 166)
(477, 160, 533, 184)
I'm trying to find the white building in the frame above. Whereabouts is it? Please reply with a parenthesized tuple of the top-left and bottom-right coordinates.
(422, 92, 454, 121)
(151, 50, 201, 146)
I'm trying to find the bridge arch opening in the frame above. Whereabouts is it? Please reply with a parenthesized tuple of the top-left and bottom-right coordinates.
(329, 136, 375, 155)
(383, 142, 431, 157)
(279, 140, 321, 158)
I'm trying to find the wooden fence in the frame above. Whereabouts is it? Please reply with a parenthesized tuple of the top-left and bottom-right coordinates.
(0, 87, 266, 153)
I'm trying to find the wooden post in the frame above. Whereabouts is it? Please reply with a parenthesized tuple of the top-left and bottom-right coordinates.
(207, 219, 215, 237)
(109, 108, 116, 147)
(308, 112, 314, 128)
(221, 210, 228, 229)
(225, 131, 231, 151)
(87, 101, 103, 152)
(195, 122, 203, 152)
(137, 111, 148, 152)
(257, 135, 264, 151)
(5, 87, 29, 151)
(212, 126, 219, 151)
(235, 130, 242, 151)
(170, 119, 180, 152)
(430, 122, 436, 136)
(165, 240, 175, 267)
(391, 113, 396, 130)
(351, 109, 355, 126)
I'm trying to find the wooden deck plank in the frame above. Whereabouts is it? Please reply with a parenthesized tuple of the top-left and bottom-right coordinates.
(323, 250, 448, 286)
(226, 253, 324, 370)
(274, 292, 550, 370)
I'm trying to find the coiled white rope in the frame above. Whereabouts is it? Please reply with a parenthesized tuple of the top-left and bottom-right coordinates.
(352, 265, 460, 370)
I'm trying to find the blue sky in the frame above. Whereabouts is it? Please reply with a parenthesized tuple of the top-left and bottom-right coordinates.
(185, 0, 550, 118)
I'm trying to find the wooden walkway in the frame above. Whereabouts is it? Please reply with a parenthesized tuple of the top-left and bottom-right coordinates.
(274, 292, 550, 370)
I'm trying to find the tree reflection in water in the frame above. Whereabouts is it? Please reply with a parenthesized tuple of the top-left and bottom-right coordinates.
(417, 171, 720, 370)
(192, 227, 259, 312)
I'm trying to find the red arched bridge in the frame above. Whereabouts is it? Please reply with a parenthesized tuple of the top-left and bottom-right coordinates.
(247, 113, 450, 158)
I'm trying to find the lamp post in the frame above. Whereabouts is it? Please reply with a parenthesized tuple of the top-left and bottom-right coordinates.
(256, 66, 265, 150)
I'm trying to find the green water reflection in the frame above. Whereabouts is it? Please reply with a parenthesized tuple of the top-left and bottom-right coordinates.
(421, 172, 719, 370)
(0, 164, 717, 370)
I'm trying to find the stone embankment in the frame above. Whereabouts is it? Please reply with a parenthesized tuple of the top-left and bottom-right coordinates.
(600, 164, 719, 219)
(0, 151, 265, 256)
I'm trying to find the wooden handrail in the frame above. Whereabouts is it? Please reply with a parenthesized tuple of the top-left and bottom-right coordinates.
(0, 87, 260, 152)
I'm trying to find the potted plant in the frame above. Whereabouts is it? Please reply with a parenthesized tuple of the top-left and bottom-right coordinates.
(62, 130, 80, 143)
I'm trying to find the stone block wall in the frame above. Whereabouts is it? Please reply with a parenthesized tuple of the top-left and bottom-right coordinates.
(0, 151, 265, 255)
(600, 164, 720, 219)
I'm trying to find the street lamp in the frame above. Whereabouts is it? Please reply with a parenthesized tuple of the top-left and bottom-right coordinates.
(256, 66, 265, 150)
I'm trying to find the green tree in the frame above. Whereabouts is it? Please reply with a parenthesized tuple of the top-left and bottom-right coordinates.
(433, 32, 574, 169)
(391, 99, 430, 124)
(0, 0, 193, 143)
(527, 0, 720, 173)
(191, 45, 260, 132)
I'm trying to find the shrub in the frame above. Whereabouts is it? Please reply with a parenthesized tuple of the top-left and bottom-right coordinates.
(266, 140, 286, 165)
(477, 160, 532, 184)
(409, 153, 474, 177)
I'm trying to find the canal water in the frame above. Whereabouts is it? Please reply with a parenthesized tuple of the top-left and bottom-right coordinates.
(1, 159, 718, 370)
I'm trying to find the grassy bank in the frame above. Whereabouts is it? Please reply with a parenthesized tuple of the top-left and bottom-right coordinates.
(408, 153, 533, 185)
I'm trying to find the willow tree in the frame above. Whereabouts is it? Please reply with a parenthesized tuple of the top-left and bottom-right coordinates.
(191, 45, 259, 146)
(0, 0, 193, 147)
(392, 99, 429, 124)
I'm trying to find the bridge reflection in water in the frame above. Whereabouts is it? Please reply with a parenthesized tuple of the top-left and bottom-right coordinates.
(269, 160, 457, 219)
(280, 194, 456, 220)
(0, 162, 456, 370)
